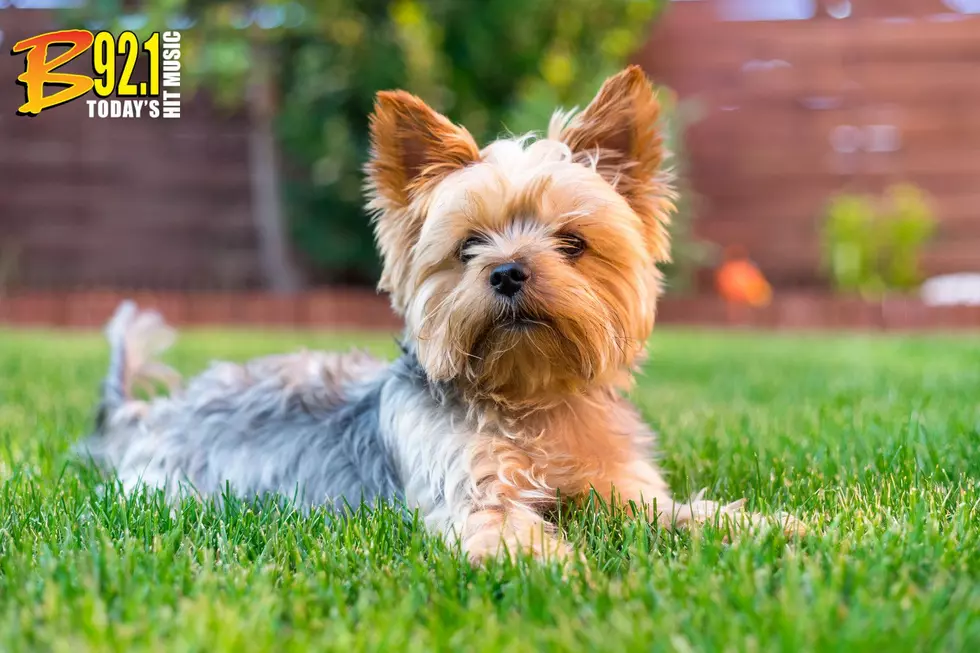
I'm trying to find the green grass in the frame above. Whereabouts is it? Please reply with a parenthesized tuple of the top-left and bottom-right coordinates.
(2, 327, 980, 652)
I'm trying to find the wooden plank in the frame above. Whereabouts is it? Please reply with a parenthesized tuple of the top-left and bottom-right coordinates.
(922, 242, 980, 275)
(850, 21, 980, 62)
(851, 0, 969, 19)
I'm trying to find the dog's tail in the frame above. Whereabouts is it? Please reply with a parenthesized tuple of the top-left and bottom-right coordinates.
(93, 300, 181, 432)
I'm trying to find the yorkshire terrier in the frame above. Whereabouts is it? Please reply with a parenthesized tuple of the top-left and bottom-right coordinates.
(78, 67, 803, 563)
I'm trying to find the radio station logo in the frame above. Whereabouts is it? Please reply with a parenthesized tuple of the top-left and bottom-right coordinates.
(11, 29, 181, 118)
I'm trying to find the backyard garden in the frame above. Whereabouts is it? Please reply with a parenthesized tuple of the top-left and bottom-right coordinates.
(2, 0, 980, 650)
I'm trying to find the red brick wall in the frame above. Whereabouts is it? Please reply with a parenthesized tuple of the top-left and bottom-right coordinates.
(636, 0, 980, 289)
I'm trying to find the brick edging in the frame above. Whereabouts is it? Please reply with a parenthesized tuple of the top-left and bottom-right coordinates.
(0, 290, 402, 330)
(1, 291, 978, 331)
(656, 296, 980, 331)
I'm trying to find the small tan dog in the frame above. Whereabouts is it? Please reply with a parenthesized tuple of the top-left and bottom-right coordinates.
(80, 66, 803, 564)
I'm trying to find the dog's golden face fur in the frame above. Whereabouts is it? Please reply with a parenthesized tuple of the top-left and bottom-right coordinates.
(367, 66, 674, 409)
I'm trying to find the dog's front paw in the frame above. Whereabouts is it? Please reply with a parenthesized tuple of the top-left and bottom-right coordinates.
(463, 527, 578, 567)
(683, 491, 806, 539)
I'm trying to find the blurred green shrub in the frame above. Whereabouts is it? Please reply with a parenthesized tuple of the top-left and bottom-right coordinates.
(822, 184, 936, 296)
(276, 0, 670, 284)
(67, 1, 709, 287)
(657, 91, 716, 293)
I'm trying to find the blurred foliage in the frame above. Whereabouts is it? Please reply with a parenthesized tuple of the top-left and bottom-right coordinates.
(822, 184, 937, 296)
(64, 1, 713, 288)
(657, 91, 716, 294)
(275, 0, 669, 284)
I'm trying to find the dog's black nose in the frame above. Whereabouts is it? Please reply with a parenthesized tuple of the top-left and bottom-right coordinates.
(489, 262, 528, 298)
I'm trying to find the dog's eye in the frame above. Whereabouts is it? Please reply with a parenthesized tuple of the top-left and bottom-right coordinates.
(458, 236, 485, 264)
(556, 234, 586, 259)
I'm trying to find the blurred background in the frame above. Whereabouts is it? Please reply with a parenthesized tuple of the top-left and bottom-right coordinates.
(1, 0, 979, 329)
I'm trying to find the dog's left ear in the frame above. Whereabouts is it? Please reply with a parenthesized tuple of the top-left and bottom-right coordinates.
(367, 91, 481, 209)
(555, 65, 672, 261)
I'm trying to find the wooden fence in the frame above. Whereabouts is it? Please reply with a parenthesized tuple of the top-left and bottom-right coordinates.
(0, 7, 261, 291)
(637, 0, 980, 289)
(2, 2, 979, 292)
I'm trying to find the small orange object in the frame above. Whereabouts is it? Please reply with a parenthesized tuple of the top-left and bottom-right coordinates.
(715, 246, 772, 307)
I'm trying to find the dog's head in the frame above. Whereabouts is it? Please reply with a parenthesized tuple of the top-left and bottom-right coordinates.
(366, 66, 674, 407)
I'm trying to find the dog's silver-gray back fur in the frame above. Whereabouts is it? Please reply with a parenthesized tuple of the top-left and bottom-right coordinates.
(79, 314, 426, 511)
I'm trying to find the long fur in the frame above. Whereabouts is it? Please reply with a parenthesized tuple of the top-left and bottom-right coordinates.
(78, 67, 803, 563)
(83, 331, 402, 511)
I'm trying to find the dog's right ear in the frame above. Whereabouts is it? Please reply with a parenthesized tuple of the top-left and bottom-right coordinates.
(553, 66, 672, 263)
(367, 91, 481, 209)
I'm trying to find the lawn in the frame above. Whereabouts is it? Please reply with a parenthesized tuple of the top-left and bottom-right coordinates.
(1, 327, 979, 651)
